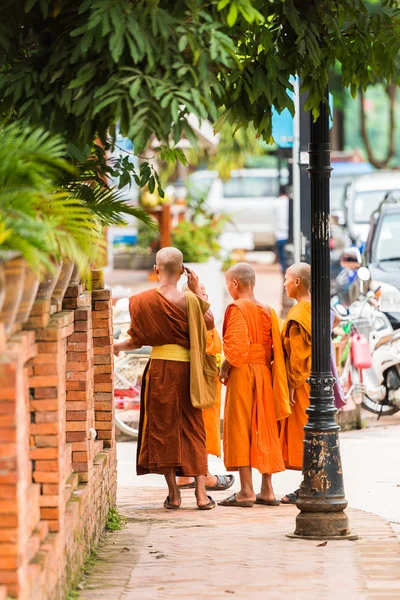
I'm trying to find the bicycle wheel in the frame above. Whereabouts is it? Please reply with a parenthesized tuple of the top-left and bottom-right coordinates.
(114, 415, 139, 439)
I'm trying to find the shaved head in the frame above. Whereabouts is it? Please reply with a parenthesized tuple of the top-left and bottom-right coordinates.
(287, 262, 311, 290)
(226, 262, 256, 287)
(156, 247, 183, 275)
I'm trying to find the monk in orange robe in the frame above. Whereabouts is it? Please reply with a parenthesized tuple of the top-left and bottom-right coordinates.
(218, 263, 290, 507)
(114, 248, 216, 510)
(177, 284, 235, 492)
(279, 262, 311, 504)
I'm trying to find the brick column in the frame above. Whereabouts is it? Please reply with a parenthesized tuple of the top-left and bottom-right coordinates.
(0, 331, 39, 599)
(63, 287, 95, 484)
(91, 271, 114, 449)
(28, 313, 74, 534)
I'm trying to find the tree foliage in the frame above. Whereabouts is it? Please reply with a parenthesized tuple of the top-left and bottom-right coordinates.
(0, 0, 399, 153)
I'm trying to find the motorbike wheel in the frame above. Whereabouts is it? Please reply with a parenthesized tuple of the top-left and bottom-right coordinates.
(361, 394, 400, 417)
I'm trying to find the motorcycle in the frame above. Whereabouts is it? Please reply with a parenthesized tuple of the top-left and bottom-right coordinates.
(332, 267, 400, 419)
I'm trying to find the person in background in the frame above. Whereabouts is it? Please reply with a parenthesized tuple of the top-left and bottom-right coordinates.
(274, 184, 290, 274)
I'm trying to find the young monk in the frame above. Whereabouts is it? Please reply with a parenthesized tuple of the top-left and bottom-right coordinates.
(177, 283, 235, 492)
(280, 262, 311, 504)
(218, 263, 291, 507)
(114, 247, 216, 510)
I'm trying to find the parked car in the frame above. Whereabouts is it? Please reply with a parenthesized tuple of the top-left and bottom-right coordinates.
(189, 168, 288, 249)
(348, 196, 400, 329)
(327, 161, 373, 283)
(345, 171, 400, 246)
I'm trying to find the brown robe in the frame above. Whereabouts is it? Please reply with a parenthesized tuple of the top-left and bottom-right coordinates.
(127, 288, 207, 476)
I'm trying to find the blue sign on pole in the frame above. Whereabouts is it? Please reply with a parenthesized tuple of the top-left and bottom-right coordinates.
(271, 90, 333, 148)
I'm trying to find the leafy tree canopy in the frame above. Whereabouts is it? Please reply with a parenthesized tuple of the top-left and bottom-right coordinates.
(1, 0, 399, 154)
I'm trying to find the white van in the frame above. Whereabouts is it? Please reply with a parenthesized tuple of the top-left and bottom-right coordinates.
(346, 171, 400, 244)
(189, 168, 287, 249)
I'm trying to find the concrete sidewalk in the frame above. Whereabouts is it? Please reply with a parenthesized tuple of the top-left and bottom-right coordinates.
(79, 486, 400, 600)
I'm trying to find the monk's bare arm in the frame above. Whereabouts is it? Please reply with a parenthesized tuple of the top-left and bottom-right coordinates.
(219, 359, 231, 385)
(114, 338, 141, 356)
(203, 308, 215, 331)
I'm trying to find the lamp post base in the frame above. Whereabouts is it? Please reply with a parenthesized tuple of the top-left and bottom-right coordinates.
(288, 510, 358, 540)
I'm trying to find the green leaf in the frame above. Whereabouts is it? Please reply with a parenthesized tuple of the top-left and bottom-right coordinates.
(227, 3, 238, 27)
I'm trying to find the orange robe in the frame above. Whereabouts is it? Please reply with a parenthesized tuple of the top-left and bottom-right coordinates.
(280, 301, 311, 470)
(203, 329, 222, 457)
(222, 299, 290, 474)
(128, 289, 207, 477)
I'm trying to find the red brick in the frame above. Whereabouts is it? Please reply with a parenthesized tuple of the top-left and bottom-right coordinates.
(29, 375, 59, 388)
(92, 328, 112, 338)
(92, 317, 112, 329)
(40, 508, 59, 520)
(95, 421, 113, 431)
(66, 432, 87, 442)
(30, 423, 59, 435)
(94, 364, 112, 374)
(93, 346, 112, 356)
(66, 381, 91, 391)
(66, 371, 91, 382)
(93, 336, 113, 347)
(0, 429, 16, 442)
(72, 451, 89, 462)
(47, 521, 60, 533)
(75, 308, 91, 321)
(74, 321, 91, 332)
(35, 435, 60, 448)
(35, 460, 58, 472)
(92, 289, 111, 300)
(67, 341, 92, 352)
(34, 364, 58, 376)
(66, 401, 88, 411)
(93, 355, 112, 365)
(0, 485, 16, 500)
(66, 411, 87, 421)
(30, 399, 59, 411)
(0, 500, 18, 515)
(33, 471, 60, 483)
(66, 421, 87, 432)
(94, 392, 112, 401)
(95, 383, 113, 393)
(34, 387, 58, 400)
(95, 412, 113, 422)
(30, 448, 59, 460)
(0, 415, 16, 428)
(31, 352, 59, 365)
(69, 332, 90, 343)
(39, 495, 60, 507)
(0, 388, 16, 401)
(94, 301, 111, 310)
(66, 391, 89, 401)
(66, 361, 91, 372)
(35, 411, 59, 424)
(42, 484, 59, 495)
(0, 444, 16, 459)
(94, 401, 112, 410)
(0, 556, 18, 570)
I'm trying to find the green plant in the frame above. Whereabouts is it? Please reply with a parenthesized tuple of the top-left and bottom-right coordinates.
(105, 508, 127, 532)
(0, 124, 101, 274)
(66, 591, 80, 600)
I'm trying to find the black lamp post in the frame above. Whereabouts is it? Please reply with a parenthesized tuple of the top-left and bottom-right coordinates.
(291, 87, 356, 540)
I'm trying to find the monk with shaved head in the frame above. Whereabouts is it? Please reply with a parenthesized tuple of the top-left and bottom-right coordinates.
(218, 262, 290, 507)
(280, 262, 312, 504)
(114, 247, 216, 510)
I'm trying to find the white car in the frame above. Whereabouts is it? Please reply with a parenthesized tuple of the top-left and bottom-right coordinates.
(189, 168, 287, 249)
(346, 171, 400, 245)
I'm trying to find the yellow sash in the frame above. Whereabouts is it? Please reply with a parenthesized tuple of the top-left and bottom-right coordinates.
(150, 344, 190, 362)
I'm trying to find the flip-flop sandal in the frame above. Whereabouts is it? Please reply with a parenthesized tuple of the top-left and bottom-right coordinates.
(177, 480, 196, 489)
(280, 489, 300, 505)
(205, 474, 235, 491)
(164, 496, 181, 510)
(198, 495, 216, 510)
(255, 494, 280, 506)
(218, 493, 254, 508)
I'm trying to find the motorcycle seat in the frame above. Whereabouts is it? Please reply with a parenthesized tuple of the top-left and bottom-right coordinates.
(375, 332, 400, 349)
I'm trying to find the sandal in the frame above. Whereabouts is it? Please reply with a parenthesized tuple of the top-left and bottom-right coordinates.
(218, 493, 254, 508)
(206, 474, 235, 491)
(280, 489, 300, 505)
(198, 495, 216, 510)
(255, 494, 280, 506)
(164, 496, 181, 510)
(177, 480, 195, 489)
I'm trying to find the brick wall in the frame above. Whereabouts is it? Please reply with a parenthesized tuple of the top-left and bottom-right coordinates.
(0, 270, 116, 600)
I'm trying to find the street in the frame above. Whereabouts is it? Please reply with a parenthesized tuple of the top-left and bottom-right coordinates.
(116, 420, 400, 537)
